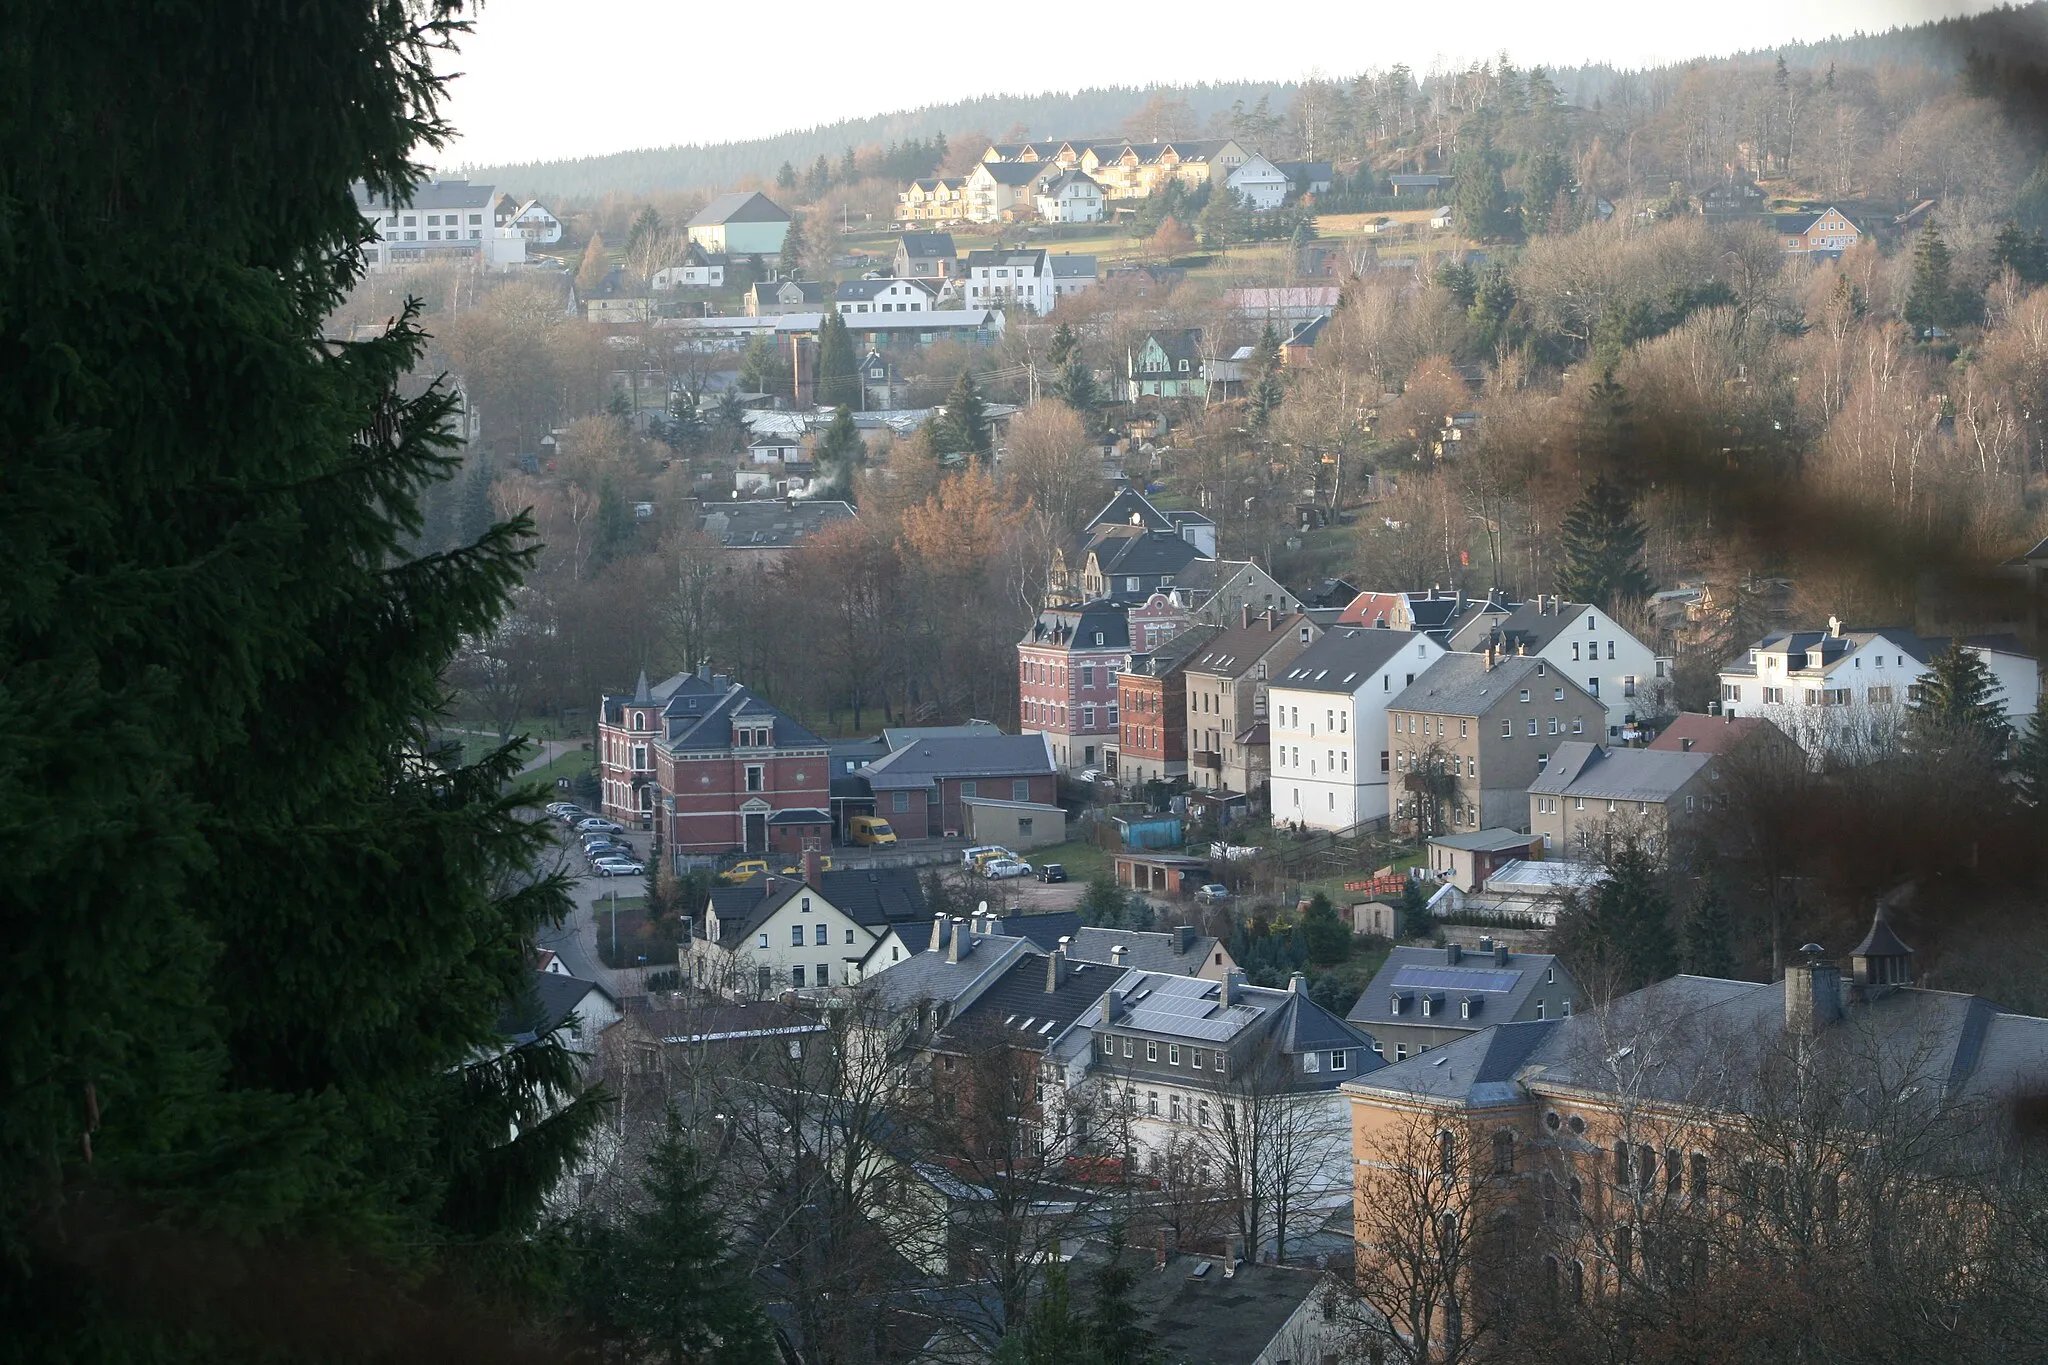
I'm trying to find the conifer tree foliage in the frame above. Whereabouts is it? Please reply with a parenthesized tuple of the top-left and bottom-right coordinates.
(935, 368, 992, 455)
(1906, 640, 2008, 754)
(1555, 476, 1652, 609)
(3, 0, 592, 1355)
(816, 403, 865, 497)
(778, 209, 809, 277)
(1555, 847, 1677, 992)
(1903, 219, 1968, 332)
(1679, 880, 1737, 978)
(812, 307, 859, 408)
(1452, 115, 1516, 242)
(570, 1123, 776, 1365)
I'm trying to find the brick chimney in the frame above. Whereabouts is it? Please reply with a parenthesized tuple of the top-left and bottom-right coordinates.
(1288, 970, 1308, 996)
(947, 916, 969, 964)
(1445, 942, 1463, 965)
(1786, 944, 1843, 1036)
(1241, 603, 1251, 629)
(1222, 966, 1246, 1006)
(803, 849, 821, 888)
(929, 912, 946, 952)
(1175, 924, 1195, 955)
(1045, 945, 1069, 993)
(1156, 1227, 1176, 1268)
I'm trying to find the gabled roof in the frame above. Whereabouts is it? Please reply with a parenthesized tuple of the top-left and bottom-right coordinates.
(1036, 169, 1102, 196)
(354, 178, 497, 213)
(964, 247, 1050, 271)
(499, 970, 615, 1044)
(1184, 614, 1313, 679)
(836, 277, 936, 302)
(861, 732, 1055, 790)
(689, 191, 790, 227)
(1647, 713, 1780, 755)
(1348, 945, 1565, 1037)
(1429, 828, 1543, 854)
(865, 934, 1035, 1011)
(998, 910, 1083, 951)
(1023, 601, 1130, 651)
(654, 678, 824, 753)
(1135, 329, 1204, 369)
(1120, 1252, 1337, 1365)
(935, 953, 1116, 1054)
(1271, 626, 1428, 695)
(898, 231, 958, 259)
(1346, 1018, 1561, 1108)
(751, 279, 826, 304)
(1285, 312, 1331, 348)
(1088, 487, 1175, 532)
(1526, 742, 1711, 802)
(1388, 653, 1574, 717)
(1077, 525, 1207, 583)
(1443, 598, 1603, 654)
(698, 498, 854, 550)
(1050, 253, 1098, 278)
(1125, 624, 1223, 678)
(972, 160, 1052, 188)
(1066, 925, 1220, 976)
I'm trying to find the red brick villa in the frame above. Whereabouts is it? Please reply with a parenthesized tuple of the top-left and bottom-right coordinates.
(598, 669, 831, 857)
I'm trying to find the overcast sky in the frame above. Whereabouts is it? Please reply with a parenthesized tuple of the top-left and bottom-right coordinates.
(435, 0, 1984, 169)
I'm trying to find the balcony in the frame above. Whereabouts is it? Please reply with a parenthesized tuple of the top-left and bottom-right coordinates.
(1192, 749, 1223, 771)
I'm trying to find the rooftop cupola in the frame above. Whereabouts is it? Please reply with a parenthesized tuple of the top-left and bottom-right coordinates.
(1850, 901, 1915, 994)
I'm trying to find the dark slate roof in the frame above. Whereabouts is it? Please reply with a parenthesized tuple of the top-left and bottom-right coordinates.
(1443, 598, 1596, 653)
(1023, 601, 1130, 651)
(499, 970, 614, 1043)
(1429, 828, 1543, 854)
(1347, 944, 1564, 1033)
(862, 733, 1055, 790)
(1272, 626, 1427, 694)
(1852, 903, 1915, 960)
(354, 178, 497, 213)
(1120, 1252, 1336, 1365)
(1389, 652, 1560, 717)
(899, 231, 957, 260)
(1270, 988, 1376, 1058)
(689, 191, 790, 226)
(1037, 169, 1102, 196)
(698, 498, 854, 550)
(965, 247, 1050, 272)
(1404, 591, 1468, 632)
(1347, 1019, 1562, 1108)
(1276, 159, 1334, 183)
(1719, 625, 1952, 678)
(1285, 312, 1331, 349)
(1067, 926, 1220, 976)
(656, 678, 824, 752)
(999, 910, 1083, 951)
(935, 954, 1117, 1053)
(866, 935, 1036, 1010)
(817, 866, 930, 926)
(750, 279, 826, 304)
(1074, 525, 1208, 583)
(974, 161, 1052, 187)
(1137, 329, 1204, 370)
(1125, 625, 1224, 678)
(1051, 253, 1098, 278)
(1088, 487, 1175, 532)
(1526, 742, 1711, 802)
(768, 808, 830, 825)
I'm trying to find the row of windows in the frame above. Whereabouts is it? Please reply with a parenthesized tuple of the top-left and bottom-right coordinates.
(1726, 682, 1901, 706)
(1279, 705, 1350, 735)
(1097, 1034, 1227, 1071)
(756, 922, 858, 949)
(1276, 746, 1349, 775)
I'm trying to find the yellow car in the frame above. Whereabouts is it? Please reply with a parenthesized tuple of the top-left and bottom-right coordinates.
(779, 855, 834, 875)
(720, 858, 769, 883)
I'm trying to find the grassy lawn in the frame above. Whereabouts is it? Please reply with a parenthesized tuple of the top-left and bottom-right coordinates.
(1027, 838, 1113, 883)
(524, 746, 595, 790)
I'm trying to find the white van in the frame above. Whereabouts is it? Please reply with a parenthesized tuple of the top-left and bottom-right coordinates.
(961, 845, 1009, 870)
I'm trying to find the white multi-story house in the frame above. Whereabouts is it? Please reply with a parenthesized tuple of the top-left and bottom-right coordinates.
(964, 247, 1056, 315)
(1224, 154, 1292, 210)
(834, 276, 940, 315)
(1444, 596, 1669, 740)
(1269, 627, 1448, 830)
(651, 243, 726, 290)
(494, 195, 564, 243)
(963, 160, 1049, 223)
(1718, 618, 2039, 759)
(354, 179, 526, 273)
(686, 858, 936, 999)
(1034, 169, 1106, 223)
(1042, 968, 1377, 1255)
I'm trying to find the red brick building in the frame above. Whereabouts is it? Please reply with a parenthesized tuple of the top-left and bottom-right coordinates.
(1018, 601, 1129, 776)
(599, 669, 830, 856)
(1117, 624, 1220, 786)
(859, 732, 1058, 838)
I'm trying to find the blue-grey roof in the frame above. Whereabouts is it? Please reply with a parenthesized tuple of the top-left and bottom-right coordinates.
(1526, 742, 1711, 801)
(689, 191, 789, 226)
(1088, 487, 1175, 532)
(499, 970, 614, 1044)
(1272, 626, 1427, 693)
(1389, 652, 1571, 716)
(657, 680, 824, 752)
(1023, 601, 1130, 651)
(1347, 1019, 1561, 1108)
(936, 953, 1118, 1053)
(999, 910, 1083, 951)
(1348, 943, 1569, 1034)
(1067, 925, 1220, 976)
(697, 498, 854, 550)
(862, 733, 1054, 790)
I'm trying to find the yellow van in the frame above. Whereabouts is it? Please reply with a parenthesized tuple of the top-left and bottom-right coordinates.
(779, 854, 834, 875)
(720, 858, 770, 882)
(972, 846, 1016, 872)
(848, 814, 897, 846)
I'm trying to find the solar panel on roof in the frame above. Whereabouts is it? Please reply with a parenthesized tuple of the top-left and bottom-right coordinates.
(1391, 966, 1521, 993)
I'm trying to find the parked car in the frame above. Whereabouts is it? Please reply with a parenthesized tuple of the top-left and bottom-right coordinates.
(1036, 863, 1068, 883)
(847, 814, 896, 846)
(971, 847, 1016, 872)
(983, 858, 1033, 880)
(961, 845, 1008, 870)
(585, 843, 633, 863)
(575, 817, 624, 834)
(720, 859, 770, 883)
(545, 802, 579, 816)
(779, 854, 834, 875)
(594, 859, 645, 877)
(554, 807, 588, 826)
(1194, 883, 1232, 905)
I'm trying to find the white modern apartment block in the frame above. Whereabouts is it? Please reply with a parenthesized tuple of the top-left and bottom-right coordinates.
(1268, 628, 1446, 829)
(1035, 169, 1106, 223)
(355, 179, 526, 273)
(1224, 154, 1292, 210)
(1718, 618, 2039, 759)
(1445, 596, 1669, 740)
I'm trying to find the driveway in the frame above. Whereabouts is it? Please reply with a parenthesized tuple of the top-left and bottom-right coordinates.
(534, 826, 654, 992)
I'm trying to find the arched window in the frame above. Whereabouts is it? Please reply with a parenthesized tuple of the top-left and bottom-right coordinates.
(1542, 1254, 1560, 1302)
(1541, 1172, 1557, 1221)
(1569, 1260, 1586, 1304)
(1567, 1176, 1584, 1225)
(1637, 1144, 1656, 1195)
(1614, 1140, 1631, 1186)
(1438, 1129, 1457, 1178)
(1492, 1129, 1516, 1176)
(1689, 1152, 1710, 1201)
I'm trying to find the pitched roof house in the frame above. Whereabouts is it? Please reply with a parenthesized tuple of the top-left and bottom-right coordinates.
(1019, 601, 1132, 775)
(895, 231, 959, 276)
(1183, 612, 1321, 795)
(1526, 740, 1715, 860)
(860, 731, 1057, 840)
(686, 191, 791, 257)
(1128, 330, 1207, 401)
(1269, 626, 1446, 829)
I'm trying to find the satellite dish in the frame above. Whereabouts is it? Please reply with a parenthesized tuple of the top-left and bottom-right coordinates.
(978, 900, 989, 915)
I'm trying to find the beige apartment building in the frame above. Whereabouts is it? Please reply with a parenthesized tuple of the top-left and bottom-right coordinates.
(1387, 653, 1605, 834)
(1182, 610, 1320, 798)
(1527, 741, 1716, 861)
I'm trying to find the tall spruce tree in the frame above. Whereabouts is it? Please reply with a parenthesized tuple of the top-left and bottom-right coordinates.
(816, 403, 864, 496)
(813, 307, 859, 407)
(1557, 847, 1677, 991)
(1906, 640, 2008, 754)
(1452, 115, 1515, 241)
(1058, 354, 1099, 412)
(1090, 1227, 1157, 1365)
(936, 368, 991, 455)
(779, 210, 809, 277)
(1556, 476, 1652, 609)
(994, 1261, 1099, 1365)
(1904, 219, 1960, 332)
(5, 0, 594, 1357)
(573, 1123, 776, 1365)
(1679, 881, 1737, 978)
(1048, 320, 1079, 369)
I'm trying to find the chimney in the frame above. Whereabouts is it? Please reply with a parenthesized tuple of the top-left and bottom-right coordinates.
(1785, 944, 1843, 1036)
(1682, 736, 1695, 752)
(1175, 924, 1195, 955)
(1478, 935, 1493, 952)
(1223, 1234, 1244, 1275)
(1445, 942, 1462, 965)
(930, 913, 946, 952)
(713, 673, 730, 692)
(1267, 609, 1278, 631)
(1241, 603, 1251, 629)
(1288, 970, 1308, 996)
(947, 916, 969, 964)
(1156, 1227, 1176, 1269)
(1495, 942, 1511, 967)
(1046, 945, 1069, 993)
(1111, 943, 1127, 968)
(803, 848, 821, 888)
(1222, 966, 1246, 1006)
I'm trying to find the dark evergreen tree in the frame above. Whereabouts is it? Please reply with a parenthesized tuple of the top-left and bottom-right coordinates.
(1398, 877, 1434, 939)
(1992, 220, 2048, 284)
(813, 307, 859, 407)
(994, 1261, 1099, 1365)
(1679, 881, 1737, 978)
(816, 404, 864, 496)
(2015, 712, 2048, 811)
(1058, 355, 1099, 412)
(4, 0, 593, 1355)
(806, 154, 832, 195)
(1520, 147, 1571, 233)
(1434, 259, 1478, 309)
(572, 1121, 776, 1365)
(1090, 1226, 1157, 1365)
(1904, 219, 1961, 332)
(1249, 322, 1284, 431)
(776, 160, 798, 191)
(1556, 847, 1677, 991)
(841, 145, 859, 185)
(1469, 265, 1519, 352)
(1556, 476, 1652, 609)
(625, 204, 663, 260)
(1048, 320, 1078, 369)
(1906, 640, 2008, 754)
(936, 368, 991, 455)
(594, 473, 634, 565)
(779, 210, 809, 277)
(459, 453, 496, 547)
(1452, 115, 1515, 241)
(1302, 892, 1350, 964)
